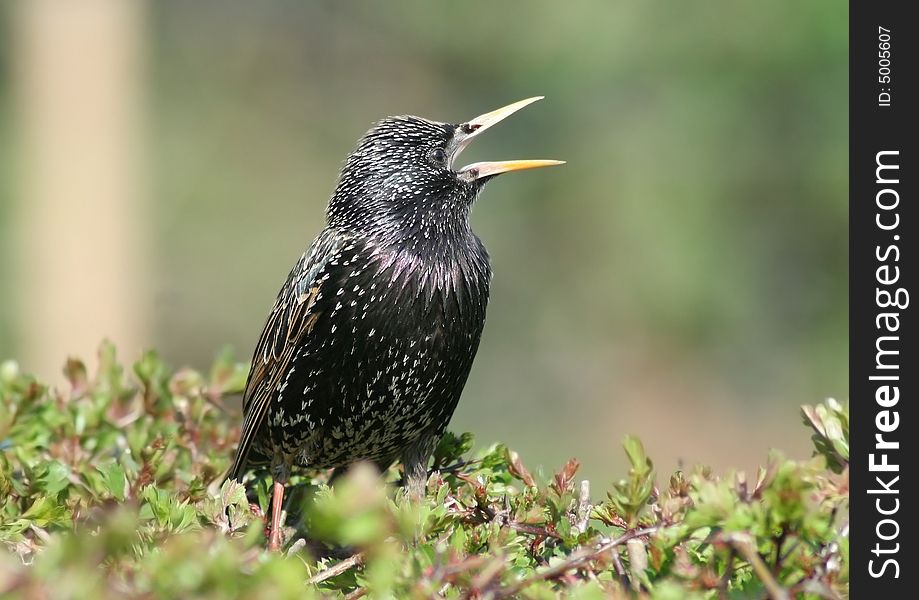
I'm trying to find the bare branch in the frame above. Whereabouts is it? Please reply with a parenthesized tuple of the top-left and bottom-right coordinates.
(575, 480, 591, 535)
(492, 526, 660, 598)
(726, 533, 790, 600)
(307, 553, 364, 585)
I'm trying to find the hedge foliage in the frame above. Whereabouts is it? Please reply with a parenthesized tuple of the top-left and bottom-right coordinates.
(0, 343, 848, 598)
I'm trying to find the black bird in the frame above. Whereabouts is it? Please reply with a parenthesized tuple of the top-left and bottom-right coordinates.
(228, 97, 563, 550)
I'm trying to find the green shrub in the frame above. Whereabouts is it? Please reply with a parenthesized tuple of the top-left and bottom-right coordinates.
(0, 343, 848, 598)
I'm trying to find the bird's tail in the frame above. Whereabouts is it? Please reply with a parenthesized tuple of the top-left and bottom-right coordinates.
(207, 466, 236, 497)
(206, 451, 247, 497)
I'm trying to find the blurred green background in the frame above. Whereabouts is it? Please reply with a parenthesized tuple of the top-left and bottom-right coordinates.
(0, 1, 847, 483)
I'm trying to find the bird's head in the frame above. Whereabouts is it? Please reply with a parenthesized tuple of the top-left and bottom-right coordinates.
(327, 97, 563, 243)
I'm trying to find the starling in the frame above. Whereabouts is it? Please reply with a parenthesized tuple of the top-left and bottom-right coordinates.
(228, 97, 563, 550)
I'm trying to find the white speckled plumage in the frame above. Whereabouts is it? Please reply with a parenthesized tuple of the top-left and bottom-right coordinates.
(230, 101, 561, 513)
(230, 115, 492, 490)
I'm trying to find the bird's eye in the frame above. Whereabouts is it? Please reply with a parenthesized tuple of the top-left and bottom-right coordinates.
(431, 148, 447, 165)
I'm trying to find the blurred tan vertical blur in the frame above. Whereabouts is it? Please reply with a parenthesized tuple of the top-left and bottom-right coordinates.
(11, 0, 151, 380)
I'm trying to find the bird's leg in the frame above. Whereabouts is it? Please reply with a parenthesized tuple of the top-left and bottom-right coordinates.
(401, 434, 438, 500)
(268, 478, 286, 551)
(328, 466, 347, 486)
(403, 466, 426, 500)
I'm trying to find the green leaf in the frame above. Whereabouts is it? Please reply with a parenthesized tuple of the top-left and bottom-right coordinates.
(22, 496, 71, 528)
(37, 460, 71, 497)
(98, 461, 127, 502)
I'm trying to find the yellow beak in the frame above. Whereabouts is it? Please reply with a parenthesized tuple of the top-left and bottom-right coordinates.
(458, 159, 566, 179)
(453, 97, 565, 179)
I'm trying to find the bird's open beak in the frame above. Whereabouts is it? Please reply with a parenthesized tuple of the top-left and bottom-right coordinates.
(452, 96, 565, 180)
